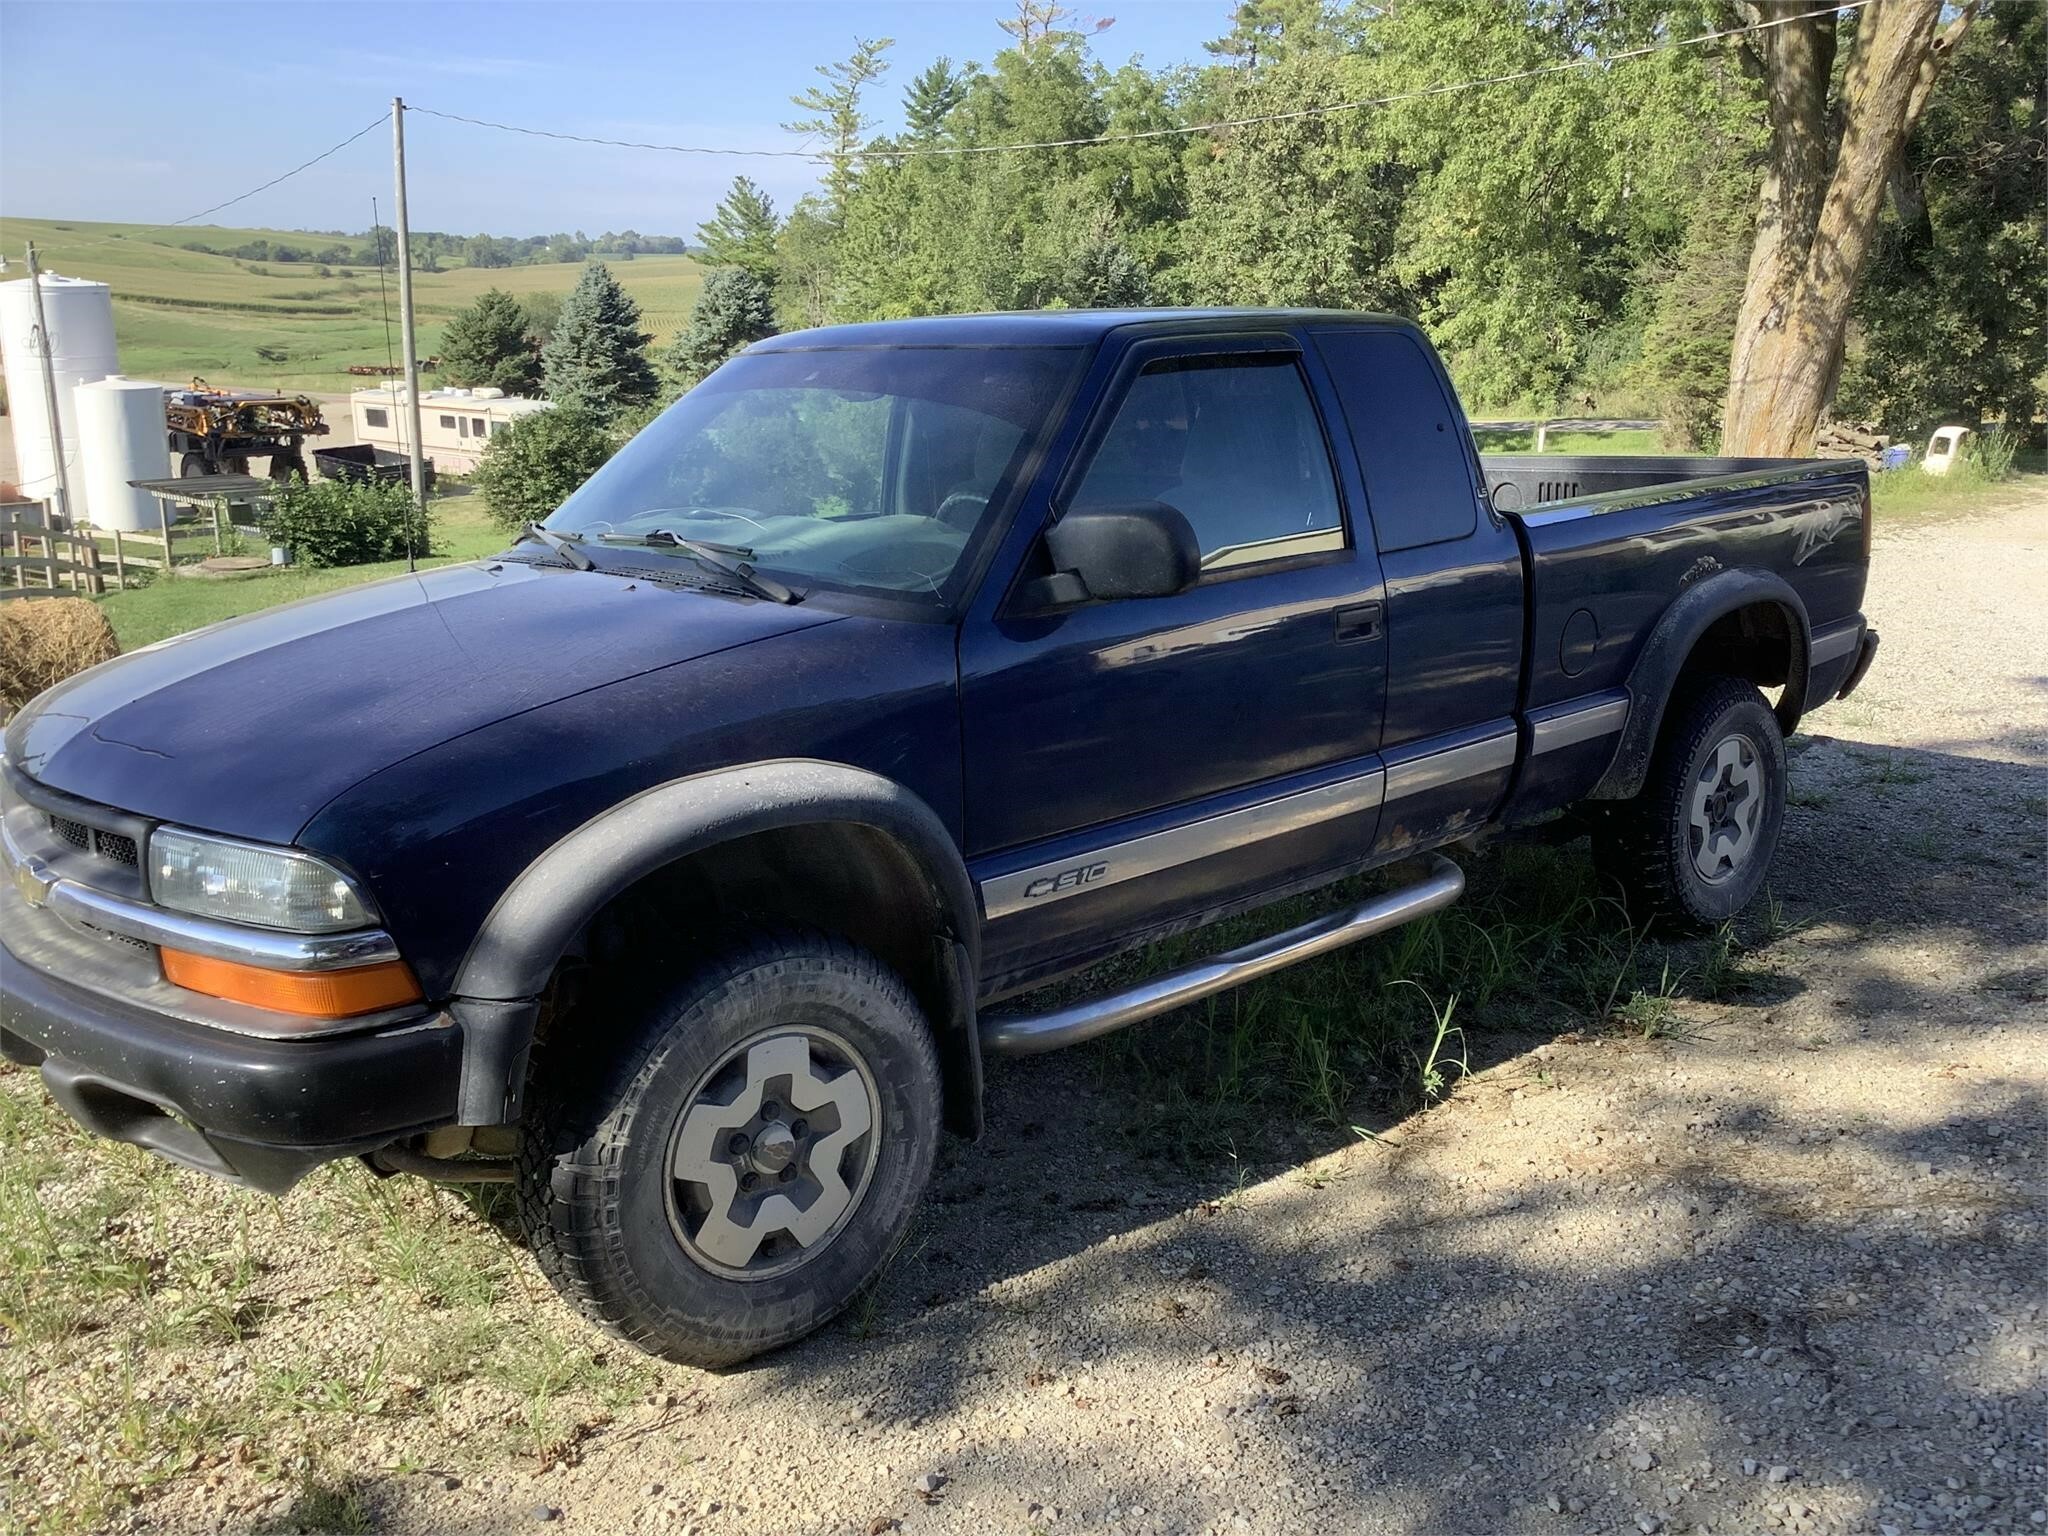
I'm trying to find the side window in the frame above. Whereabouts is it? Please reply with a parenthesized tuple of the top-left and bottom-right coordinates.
(1070, 355, 1343, 572)
(1311, 330, 1478, 553)
(363, 407, 389, 429)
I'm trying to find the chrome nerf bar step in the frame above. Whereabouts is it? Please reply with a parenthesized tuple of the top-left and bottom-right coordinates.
(979, 855, 1466, 1058)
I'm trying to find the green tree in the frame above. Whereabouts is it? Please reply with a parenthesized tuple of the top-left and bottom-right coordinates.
(784, 36, 894, 221)
(695, 177, 781, 285)
(474, 408, 618, 531)
(438, 287, 542, 393)
(904, 57, 971, 140)
(520, 291, 564, 353)
(1180, 51, 1407, 312)
(1834, 2, 2045, 438)
(665, 267, 779, 392)
(540, 262, 657, 422)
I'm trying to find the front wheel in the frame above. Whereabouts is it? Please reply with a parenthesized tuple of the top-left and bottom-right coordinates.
(518, 933, 942, 1367)
(1594, 675, 1787, 929)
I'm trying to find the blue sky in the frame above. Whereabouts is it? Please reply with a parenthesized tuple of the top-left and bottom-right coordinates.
(0, 1, 1233, 238)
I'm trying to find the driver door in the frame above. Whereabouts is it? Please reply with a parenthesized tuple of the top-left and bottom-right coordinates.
(959, 333, 1390, 990)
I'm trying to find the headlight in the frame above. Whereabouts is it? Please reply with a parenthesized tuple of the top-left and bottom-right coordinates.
(149, 828, 375, 933)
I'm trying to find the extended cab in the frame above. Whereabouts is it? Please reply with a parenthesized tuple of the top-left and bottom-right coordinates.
(1, 311, 1877, 1364)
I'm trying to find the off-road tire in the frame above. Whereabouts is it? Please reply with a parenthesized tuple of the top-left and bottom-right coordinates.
(1594, 674, 1787, 930)
(517, 932, 942, 1368)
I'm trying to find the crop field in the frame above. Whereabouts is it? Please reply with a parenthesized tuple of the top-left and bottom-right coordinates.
(0, 217, 705, 393)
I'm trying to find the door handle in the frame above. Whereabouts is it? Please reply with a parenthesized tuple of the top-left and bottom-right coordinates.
(1335, 602, 1384, 642)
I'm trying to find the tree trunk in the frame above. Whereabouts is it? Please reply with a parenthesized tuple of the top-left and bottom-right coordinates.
(1721, 0, 1976, 456)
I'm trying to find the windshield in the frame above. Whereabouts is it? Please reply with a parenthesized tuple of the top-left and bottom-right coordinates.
(549, 345, 1084, 604)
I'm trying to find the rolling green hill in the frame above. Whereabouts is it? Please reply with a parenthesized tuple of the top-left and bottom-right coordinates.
(0, 217, 704, 392)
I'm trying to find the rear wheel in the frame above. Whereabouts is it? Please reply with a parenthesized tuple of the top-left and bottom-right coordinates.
(269, 450, 307, 483)
(178, 452, 210, 478)
(1594, 675, 1787, 929)
(518, 932, 942, 1367)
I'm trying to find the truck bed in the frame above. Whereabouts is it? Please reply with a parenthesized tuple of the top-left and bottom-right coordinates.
(1486, 454, 1873, 820)
(1479, 453, 1818, 512)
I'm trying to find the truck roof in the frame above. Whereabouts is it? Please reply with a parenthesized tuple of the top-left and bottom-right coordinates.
(750, 308, 1418, 351)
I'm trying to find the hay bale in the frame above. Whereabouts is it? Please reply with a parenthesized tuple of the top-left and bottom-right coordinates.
(0, 598, 120, 719)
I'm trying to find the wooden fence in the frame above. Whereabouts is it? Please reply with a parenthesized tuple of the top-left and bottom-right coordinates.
(2, 503, 109, 599)
(0, 502, 200, 599)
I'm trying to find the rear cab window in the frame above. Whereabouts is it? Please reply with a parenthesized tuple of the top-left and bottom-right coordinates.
(1310, 329, 1480, 553)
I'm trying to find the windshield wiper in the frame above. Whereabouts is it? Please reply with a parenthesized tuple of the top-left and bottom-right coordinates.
(517, 522, 595, 572)
(597, 530, 799, 604)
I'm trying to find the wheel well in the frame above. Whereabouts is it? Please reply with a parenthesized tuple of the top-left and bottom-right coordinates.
(540, 821, 978, 1133)
(1677, 600, 1795, 691)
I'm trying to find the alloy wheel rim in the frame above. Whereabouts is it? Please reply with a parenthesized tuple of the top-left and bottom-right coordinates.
(664, 1026, 882, 1280)
(1687, 731, 1765, 883)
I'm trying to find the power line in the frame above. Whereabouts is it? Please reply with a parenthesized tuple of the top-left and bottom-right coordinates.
(410, 1, 1873, 165)
(40, 112, 391, 256)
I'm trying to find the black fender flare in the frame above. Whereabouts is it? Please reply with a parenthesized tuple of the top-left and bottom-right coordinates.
(1589, 569, 1811, 801)
(446, 760, 980, 1127)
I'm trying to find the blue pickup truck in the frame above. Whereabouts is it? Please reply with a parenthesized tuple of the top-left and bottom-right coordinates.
(2, 310, 1876, 1364)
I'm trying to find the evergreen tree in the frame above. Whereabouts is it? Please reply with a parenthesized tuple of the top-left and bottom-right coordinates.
(904, 57, 971, 140)
(695, 177, 781, 285)
(438, 287, 541, 393)
(784, 36, 894, 221)
(540, 262, 657, 422)
(664, 268, 779, 393)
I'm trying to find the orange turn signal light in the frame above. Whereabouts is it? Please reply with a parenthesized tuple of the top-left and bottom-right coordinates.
(160, 950, 423, 1018)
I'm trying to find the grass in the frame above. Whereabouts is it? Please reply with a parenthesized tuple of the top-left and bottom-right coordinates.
(1073, 838, 1753, 1167)
(0, 1068, 657, 1535)
(0, 215, 705, 393)
(1469, 426, 1662, 455)
(95, 491, 508, 649)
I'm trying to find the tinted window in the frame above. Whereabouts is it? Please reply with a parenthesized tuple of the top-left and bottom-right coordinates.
(363, 407, 388, 429)
(1311, 330, 1477, 553)
(1071, 355, 1342, 572)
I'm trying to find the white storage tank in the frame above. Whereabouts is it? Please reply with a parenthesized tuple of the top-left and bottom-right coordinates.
(0, 272, 119, 507)
(74, 377, 168, 531)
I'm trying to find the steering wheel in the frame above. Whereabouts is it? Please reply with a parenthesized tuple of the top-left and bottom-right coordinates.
(935, 492, 989, 532)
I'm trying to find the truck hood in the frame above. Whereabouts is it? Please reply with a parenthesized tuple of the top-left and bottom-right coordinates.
(4, 560, 838, 844)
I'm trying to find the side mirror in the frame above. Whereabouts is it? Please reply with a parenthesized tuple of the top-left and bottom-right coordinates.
(1036, 500, 1201, 604)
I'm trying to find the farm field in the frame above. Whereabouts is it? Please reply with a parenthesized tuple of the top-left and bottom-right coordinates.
(0, 216, 705, 393)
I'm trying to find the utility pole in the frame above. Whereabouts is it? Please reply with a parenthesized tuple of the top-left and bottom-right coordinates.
(22, 244, 76, 527)
(391, 97, 425, 571)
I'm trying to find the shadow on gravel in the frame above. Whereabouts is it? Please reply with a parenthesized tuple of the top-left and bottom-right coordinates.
(287, 732, 2041, 1535)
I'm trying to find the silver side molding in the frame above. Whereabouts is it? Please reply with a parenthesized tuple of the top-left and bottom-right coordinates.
(1383, 726, 1517, 801)
(980, 766, 1385, 921)
(1528, 692, 1630, 756)
(980, 854, 1464, 1057)
(1809, 618, 1865, 666)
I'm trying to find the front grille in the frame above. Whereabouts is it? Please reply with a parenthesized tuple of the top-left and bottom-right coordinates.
(48, 814, 141, 871)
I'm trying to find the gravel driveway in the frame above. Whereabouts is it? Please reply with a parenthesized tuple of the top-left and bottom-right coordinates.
(12, 493, 2044, 1536)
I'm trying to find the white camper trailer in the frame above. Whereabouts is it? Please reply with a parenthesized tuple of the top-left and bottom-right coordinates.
(349, 385, 552, 474)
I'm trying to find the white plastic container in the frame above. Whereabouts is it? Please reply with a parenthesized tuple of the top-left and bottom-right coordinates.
(0, 273, 119, 504)
(1923, 425, 1972, 476)
(74, 376, 168, 531)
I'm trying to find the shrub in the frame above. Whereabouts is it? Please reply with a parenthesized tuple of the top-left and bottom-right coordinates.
(474, 408, 617, 531)
(261, 478, 429, 568)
